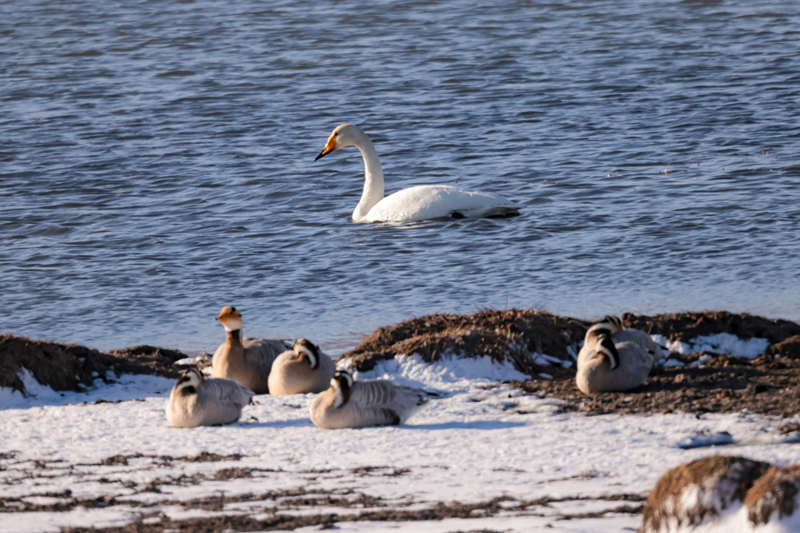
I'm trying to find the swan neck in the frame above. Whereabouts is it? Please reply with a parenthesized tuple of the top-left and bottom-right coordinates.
(353, 135, 384, 222)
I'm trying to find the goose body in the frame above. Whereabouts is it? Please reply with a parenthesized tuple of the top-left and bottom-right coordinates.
(211, 306, 289, 394)
(315, 124, 520, 223)
(269, 338, 336, 396)
(310, 370, 429, 429)
(576, 315, 665, 395)
(166, 368, 254, 428)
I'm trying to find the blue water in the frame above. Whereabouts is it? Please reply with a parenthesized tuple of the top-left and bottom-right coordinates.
(2, 0, 799, 353)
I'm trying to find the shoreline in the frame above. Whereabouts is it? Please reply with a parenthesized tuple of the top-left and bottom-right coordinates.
(3, 309, 799, 418)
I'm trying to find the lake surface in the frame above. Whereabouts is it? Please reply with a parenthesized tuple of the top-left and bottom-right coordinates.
(2, 0, 799, 354)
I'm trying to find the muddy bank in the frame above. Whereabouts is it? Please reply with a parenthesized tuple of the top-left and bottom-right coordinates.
(508, 351, 800, 417)
(4, 310, 800, 417)
(0, 334, 187, 396)
(333, 309, 800, 417)
(337, 309, 800, 372)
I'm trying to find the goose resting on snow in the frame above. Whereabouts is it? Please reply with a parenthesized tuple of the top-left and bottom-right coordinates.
(166, 367, 254, 428)
(310, 370, 430, 429)
(269, 338, 336, 396)
(314, 123, 521, 223)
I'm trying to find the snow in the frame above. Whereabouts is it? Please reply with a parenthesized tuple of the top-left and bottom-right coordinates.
(2, 342, 800, 532)
(651, 333, 770, 359)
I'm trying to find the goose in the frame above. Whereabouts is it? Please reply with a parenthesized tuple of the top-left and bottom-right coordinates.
(211, 306, 289, 394)
(310, 370, 429, 429)
(268, 338, 336, 396)
(314, 123, 521, 222)
(166, 367, 254, 428)
(576, 315, 665, 394)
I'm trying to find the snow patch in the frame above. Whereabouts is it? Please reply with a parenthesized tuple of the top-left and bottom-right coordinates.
(650, 333, 769, 359)
(347, 353, 530, 391)
(0, 369, 174, 411)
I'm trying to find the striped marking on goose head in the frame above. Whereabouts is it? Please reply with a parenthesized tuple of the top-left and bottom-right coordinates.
(176, 367, 203, 395)
(294, 338, 320, 370)
(595, 334, 620, 370)
(332, 370, 353, 408)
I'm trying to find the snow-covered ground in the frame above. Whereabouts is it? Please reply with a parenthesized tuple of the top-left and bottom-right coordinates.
(2, 354, 800, 533)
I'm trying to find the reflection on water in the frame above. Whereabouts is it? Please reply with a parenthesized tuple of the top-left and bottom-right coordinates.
(1, 0, 799, 352)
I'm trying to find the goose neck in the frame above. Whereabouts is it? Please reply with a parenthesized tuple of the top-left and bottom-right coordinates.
(226, 329, 243, 347)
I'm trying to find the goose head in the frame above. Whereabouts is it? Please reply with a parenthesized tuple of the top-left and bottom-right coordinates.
(175, 367, 204, 394)
(293, 338, 321, 370)
(591, 315, 623, 336)
(331, 370, 353, 407)
(594, 333, 621, 370)
(216, 305, 243, 332)
(315, 123, 364, 161)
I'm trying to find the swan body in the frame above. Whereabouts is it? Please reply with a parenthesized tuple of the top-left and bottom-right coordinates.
(166, 367, 254, 428)
(315, 123, 520, 223)
(211, 306, 289, 394)
(310, 370, 429, 429)
(269, 338, 336, 396)
(576, 315, 665, 395)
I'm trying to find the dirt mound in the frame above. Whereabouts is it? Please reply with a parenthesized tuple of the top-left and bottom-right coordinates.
(766, 335, 800, 359)
(642, 455, 771, 533)
(621, 311, 800, 344)
(105, 345, 186, 379)
(0, 335, 187, 397)
(509, 351, 800, 417)
(337, 308, 586, 373)
(644, 457, 800, 532)
(0, 334, 114, 395)
(745, 464, 800, 526)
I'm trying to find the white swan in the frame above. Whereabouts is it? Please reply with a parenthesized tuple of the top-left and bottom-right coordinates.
(314, 124, 521, 223)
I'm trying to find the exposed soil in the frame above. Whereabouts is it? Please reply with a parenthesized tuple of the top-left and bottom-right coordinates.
(0, 335, 187, 396)
(643, 455, 800, 532)
(642, 455, 772, 532)
(507, 351, 800, 417)
(332, 309, 800, 417)
(58, 493, 645, 533)
(337, 308, 587, 372)
(5, 310, 800, 417)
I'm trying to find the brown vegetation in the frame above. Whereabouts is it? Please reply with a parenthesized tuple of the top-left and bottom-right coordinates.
(745, 465, 800, 525)
(642, 455, 771, 532)
(0, 334, 187, 397)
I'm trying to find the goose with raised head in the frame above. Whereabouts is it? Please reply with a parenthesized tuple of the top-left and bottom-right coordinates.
(166, 367, 254, 428)
(268, 338, 336, 396)
(310, 370, 429, 429)
(576, 315, 665, 394)
(211, 306, 289, 394)
(314, 123, 521, 223)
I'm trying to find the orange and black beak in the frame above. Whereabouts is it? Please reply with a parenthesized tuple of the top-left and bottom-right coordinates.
(315, 135, 336, 161)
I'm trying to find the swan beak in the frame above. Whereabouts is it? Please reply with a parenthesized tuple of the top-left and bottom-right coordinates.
(315, 135, 336, 161)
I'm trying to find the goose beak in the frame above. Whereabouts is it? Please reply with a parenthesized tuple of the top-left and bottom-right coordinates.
(315, 135, 336, 161)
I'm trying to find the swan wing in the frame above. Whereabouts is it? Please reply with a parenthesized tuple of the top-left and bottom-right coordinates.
(363, 185, 519, 223)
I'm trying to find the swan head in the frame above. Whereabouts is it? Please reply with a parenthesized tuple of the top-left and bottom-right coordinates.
(216, 305, 244, 332)
(315, 123, 364, 161)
